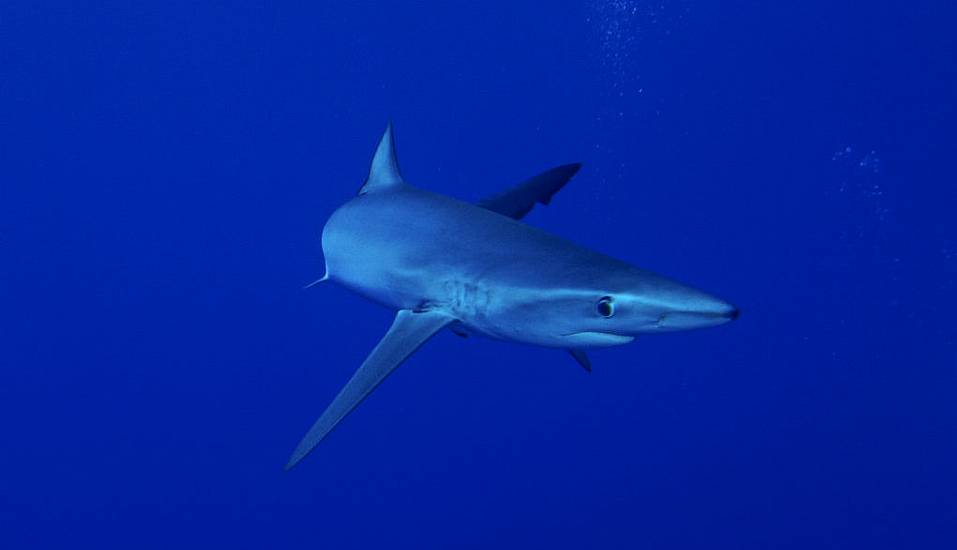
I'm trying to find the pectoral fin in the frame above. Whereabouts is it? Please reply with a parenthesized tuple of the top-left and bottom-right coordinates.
(285, 309, 453, 470)
(478, 163, 582, 220)
(568, 349, 592, 372)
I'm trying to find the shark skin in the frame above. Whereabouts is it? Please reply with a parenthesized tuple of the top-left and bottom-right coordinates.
(284, 124, 738, 470)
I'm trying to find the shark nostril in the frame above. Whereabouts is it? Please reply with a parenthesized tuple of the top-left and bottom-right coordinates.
(728, 307, 740, 320)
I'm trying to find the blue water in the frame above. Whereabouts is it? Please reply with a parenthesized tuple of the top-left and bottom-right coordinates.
(2, 2, 955, 548)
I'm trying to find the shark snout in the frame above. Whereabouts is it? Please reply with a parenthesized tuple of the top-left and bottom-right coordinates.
(653, 295, 739, 331)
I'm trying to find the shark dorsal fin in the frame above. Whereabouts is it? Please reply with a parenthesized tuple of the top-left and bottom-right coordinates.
(359, 122, 405, 195)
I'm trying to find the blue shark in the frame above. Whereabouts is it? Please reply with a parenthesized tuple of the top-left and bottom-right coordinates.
(285, 124, 738, 470)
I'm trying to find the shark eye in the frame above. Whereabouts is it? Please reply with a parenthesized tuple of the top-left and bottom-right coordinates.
(596, 296, 615, 318)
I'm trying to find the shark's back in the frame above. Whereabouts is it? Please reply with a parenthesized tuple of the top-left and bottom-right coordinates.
(284, 124, 738, 471)
(321, 184, 626, 313)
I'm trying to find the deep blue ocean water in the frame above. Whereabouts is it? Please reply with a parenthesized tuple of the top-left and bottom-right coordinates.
(2, 2, 955, 548)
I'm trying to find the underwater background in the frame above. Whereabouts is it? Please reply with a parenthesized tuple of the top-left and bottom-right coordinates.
(2, 1, 955, 548)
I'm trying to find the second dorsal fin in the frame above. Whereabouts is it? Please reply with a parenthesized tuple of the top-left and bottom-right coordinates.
(358, 122, 405, 195)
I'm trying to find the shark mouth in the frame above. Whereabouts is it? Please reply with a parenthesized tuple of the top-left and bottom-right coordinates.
(561, 331, 636, 347)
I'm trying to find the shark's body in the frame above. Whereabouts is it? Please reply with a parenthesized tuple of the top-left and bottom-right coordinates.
(286, 124, 738, 470)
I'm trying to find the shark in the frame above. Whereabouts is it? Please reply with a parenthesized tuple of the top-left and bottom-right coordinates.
(285, 123, 738, 470)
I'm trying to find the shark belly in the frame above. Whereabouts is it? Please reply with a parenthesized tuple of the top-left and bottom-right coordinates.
(320, 187, 493, 313)
(284, 123, 739, 470)
(320, 186, 627, 347)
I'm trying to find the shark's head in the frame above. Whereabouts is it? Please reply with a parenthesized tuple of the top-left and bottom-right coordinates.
(496, 264, 739, 348)
(566, 281, 738, 348)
